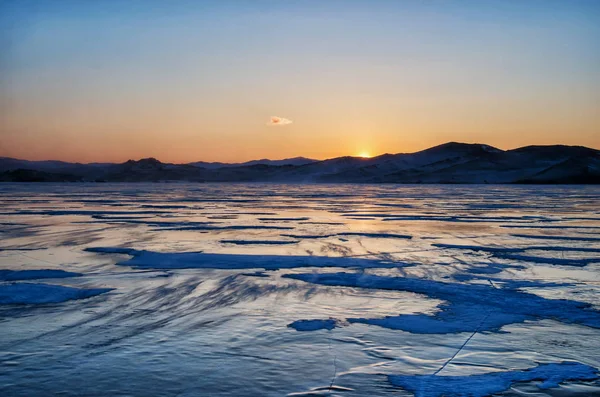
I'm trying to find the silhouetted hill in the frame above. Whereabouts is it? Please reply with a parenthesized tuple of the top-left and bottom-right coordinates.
(189, 156, 317, 169)
(1, 143, 598, 183)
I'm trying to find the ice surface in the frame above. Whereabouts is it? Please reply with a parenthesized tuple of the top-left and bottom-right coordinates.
(1, 183, 599, 396)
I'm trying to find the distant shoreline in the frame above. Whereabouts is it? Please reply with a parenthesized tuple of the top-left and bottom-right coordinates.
(2, 142, 599, 184)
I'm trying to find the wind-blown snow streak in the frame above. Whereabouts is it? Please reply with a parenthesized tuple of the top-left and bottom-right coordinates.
(85, 247, 410, 270)
(284, 272, 600, 333)
(0, 283, 112, 304)
(388, 361, 598, 397)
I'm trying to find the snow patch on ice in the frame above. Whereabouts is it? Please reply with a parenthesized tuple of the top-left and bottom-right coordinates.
(284, 272, 600, 334)
(0, 269, 81, 281)
(85, 247, 410, 270)
(0, 283, 112, 305)
(388, 361, 598, 397)
(288, 318, 340, 331)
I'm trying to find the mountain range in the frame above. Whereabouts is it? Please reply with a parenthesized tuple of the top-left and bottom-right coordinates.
(1, 142, 599, 184)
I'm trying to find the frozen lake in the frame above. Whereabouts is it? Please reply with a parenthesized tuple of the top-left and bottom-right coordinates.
(1, 183, 599, 396)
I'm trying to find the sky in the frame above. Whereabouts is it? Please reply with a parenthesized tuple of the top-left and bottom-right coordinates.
(1, 0, 599, 163)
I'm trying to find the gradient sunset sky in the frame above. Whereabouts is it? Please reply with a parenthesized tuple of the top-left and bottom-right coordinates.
(1, 0, 599, 163)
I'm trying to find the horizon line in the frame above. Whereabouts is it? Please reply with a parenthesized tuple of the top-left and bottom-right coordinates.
(2, 141, 599, 165)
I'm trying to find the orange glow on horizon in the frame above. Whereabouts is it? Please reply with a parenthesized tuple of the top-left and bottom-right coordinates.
(1, 1, 598, 164)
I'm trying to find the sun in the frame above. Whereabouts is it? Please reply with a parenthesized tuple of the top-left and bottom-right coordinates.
(357, 151, 371, 158)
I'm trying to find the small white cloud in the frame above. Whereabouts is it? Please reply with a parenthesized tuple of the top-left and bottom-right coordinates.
(267, 116, 293, 126)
